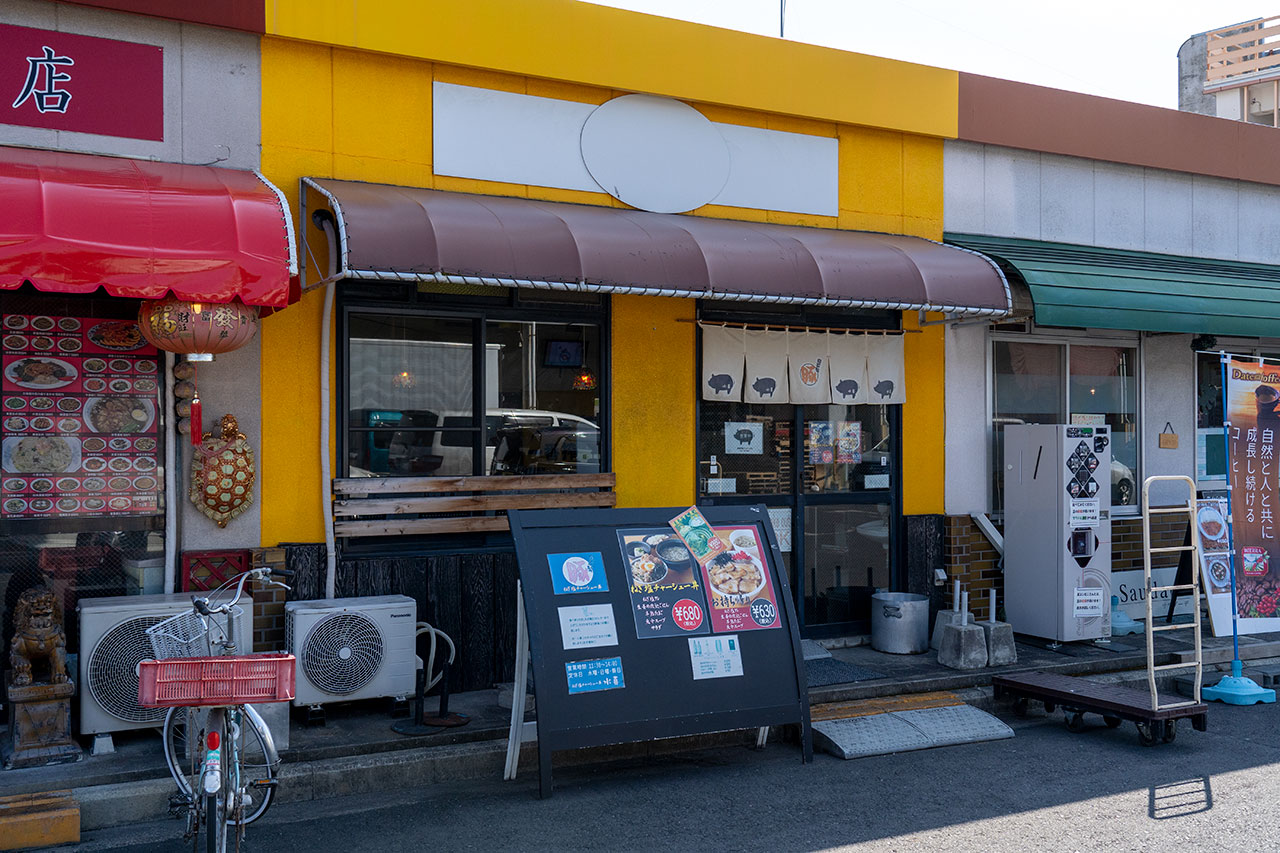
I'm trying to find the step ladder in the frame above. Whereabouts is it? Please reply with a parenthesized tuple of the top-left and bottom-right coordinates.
(1140, 475, 1203, 710)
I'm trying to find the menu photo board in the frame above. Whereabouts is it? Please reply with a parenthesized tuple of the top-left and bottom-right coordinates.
(1, 314, 162, 521)
(509, 505, 811, 798)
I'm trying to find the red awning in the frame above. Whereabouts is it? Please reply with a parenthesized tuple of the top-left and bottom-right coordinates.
(0, 146, 297, 307)
(301, 179, 1009, 317)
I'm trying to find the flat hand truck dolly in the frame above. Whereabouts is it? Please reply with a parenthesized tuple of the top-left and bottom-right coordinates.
(994, 476, 1211, 747)
(992, 671, 1207, 746)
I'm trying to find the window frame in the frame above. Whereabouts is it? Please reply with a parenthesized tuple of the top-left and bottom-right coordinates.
(338, 285, 611, 480)
(987, 325, 1143, 517)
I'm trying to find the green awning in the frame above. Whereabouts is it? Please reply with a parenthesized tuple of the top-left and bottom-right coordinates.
(945, 233, 1280, 336)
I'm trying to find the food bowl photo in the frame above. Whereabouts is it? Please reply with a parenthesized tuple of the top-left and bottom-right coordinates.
(652, 539, 693, 572)
(1208, 558, 1230, 592)
(630, 555, 668, 586)
(727, 529, 760, 553)
(707, 552, 766, 605)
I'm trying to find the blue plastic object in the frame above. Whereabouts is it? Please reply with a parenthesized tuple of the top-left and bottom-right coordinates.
(1110, 595, 1143, 636)
(1203, 353, 1277, 706)
(1202, 660, 1276, 705)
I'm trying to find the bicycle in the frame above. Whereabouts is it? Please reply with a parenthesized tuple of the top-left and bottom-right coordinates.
(138, 567, 296, 853)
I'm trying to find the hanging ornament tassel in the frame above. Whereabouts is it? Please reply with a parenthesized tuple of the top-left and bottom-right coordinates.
(190, 364, 203, 446)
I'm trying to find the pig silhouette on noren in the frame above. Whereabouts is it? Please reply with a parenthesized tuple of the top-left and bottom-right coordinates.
(733, 428, 755, 447)
(874, 379, 894, 399)
(835, 378, 859, 399)
(752, 376, 777, 397)
(707, 373, 734, 394)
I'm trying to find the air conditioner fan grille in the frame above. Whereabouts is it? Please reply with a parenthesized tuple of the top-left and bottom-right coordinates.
(301, 612, 384, 695)
(87, 615, 169, 724)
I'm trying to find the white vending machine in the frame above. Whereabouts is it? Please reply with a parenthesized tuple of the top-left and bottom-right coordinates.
(1003, 424, 1112, 643)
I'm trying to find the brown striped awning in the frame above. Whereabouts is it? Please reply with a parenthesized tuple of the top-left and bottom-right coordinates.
(301, 179, 1010, 317)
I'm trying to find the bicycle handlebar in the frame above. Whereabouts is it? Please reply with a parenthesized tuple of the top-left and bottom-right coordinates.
(191, 567, 291, 615)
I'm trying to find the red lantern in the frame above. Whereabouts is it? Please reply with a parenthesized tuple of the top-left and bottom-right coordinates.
(138, 296, 259, 357)
(138, 297, 260, 444)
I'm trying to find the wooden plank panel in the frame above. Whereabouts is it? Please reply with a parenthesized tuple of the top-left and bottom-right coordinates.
(1206, 21, 1280, 51)
(426, 554, 464, 697)
(491, 552, 519, 685)
(333, 516, 512, 537)
(334, 490, 616, 517)
(1206, 51, 1280, 81)
(810, 691, 963, 721)
(992, 672, 1206, 720)
(333, 472, 615, 496)
(334, 559, 359, 598)
(461, 553, 496, 693)
(284, 543, 326, 601)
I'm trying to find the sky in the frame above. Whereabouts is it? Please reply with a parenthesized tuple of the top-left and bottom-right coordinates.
(581, 1, 1275, 109)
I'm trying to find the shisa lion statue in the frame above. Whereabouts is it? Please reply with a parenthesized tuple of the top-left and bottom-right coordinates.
(9, 586, 69, 687)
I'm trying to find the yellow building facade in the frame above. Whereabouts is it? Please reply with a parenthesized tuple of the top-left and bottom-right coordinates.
(258, 0, 955, 556)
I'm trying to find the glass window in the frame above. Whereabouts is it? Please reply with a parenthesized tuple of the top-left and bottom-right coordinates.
(1196, 348, 1280, 485)
(803, 503, 891, 624)
(801, 404, 893, 494)
(346, 315, 474, 478)
(696, 401, 793, 498)
(485, 321, 600, 476)
(1070, 345, 1138, 508)
(344, 312, 602, 478)
(991, 339, 1138, 511)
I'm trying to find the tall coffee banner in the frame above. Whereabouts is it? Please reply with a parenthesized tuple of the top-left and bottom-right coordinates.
(1212, 357, 1280, 635)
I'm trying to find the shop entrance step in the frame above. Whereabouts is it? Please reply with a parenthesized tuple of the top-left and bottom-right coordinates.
(0, 790, 79, 850)
(811, 695, 1013, 760)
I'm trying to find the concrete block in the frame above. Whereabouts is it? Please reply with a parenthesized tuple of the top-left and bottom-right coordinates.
(495, 682, 534, 712)
(0, 791, 79, 850)
(937, 622, 988, 670)
(980, 620, 1018, 666)
(930, 610, 976, 650)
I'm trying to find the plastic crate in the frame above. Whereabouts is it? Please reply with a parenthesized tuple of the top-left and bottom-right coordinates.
(138, 654, 296, 707)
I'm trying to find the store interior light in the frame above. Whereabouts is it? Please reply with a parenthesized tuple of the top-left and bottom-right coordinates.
(572, 368, 597, 391)
(392, 369, 415, 389)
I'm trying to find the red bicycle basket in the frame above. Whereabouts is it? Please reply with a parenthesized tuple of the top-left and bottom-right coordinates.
(138, 654, 296, 707)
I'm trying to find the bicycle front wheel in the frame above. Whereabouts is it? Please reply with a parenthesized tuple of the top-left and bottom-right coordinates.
(163, 706, 279, 826)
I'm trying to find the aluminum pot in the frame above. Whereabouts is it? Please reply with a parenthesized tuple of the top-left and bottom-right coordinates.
(870, 592, 930, 654)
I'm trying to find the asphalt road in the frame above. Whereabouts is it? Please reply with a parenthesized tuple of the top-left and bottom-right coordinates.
(53, 700, 1280, 853)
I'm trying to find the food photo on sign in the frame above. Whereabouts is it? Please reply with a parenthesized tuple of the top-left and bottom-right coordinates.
(665, 507, 781, 633)
(1, 314, 162, 520)
(701, 526, 781, 633)
(616, 528, 710, 638)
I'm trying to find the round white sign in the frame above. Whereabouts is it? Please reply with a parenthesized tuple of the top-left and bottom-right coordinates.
(580, 94, 730, 214)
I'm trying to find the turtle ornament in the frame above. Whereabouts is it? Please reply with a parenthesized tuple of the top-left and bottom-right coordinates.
(189, 414, 255, 528)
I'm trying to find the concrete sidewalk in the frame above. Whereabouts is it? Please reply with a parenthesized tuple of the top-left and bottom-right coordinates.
(5, 626, 1280, 833)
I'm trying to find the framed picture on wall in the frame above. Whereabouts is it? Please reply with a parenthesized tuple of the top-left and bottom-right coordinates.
(545, 340, 584, 368)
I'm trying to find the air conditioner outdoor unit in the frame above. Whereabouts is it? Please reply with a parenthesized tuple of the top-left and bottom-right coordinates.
(286, 595, 418, 708)
(78, 593, 253, 749)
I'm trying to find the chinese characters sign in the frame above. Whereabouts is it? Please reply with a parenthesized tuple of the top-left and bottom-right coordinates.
(1212, 358, 1280, 634)
(2, 23, 162, 141)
